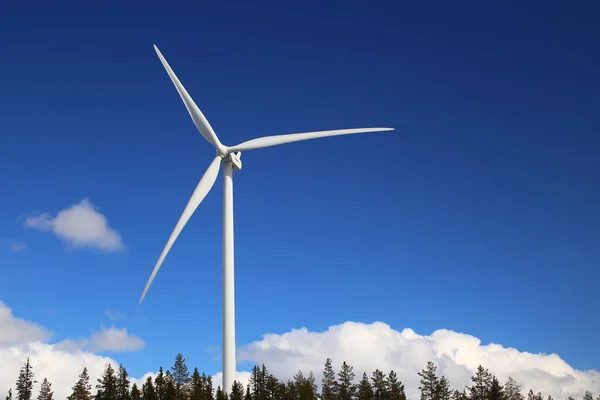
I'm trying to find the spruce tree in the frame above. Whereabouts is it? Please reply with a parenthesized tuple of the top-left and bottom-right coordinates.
(503, 378, 523, 400)
(468, 366, 491, 400)
(265, 375, 280, 400)
(452, 390, 468, 400)
(15, 358, 36, 400)
(371, 370, 388, 400)
(190, 369, 203, 400)
(155, 368, 167, 400)
(117, 364, 131, 400)
(68, 367, 93, 400)
(96, 364, 118, 400)
(436, 376, 451, 400)
(37, 378, 53, 400)
(584, 393, 594, 400)
(357, 373, 373, 400)
(418, 362, 439, 400)
(172, 354, 191, 400)
(387, 371, 406, 400)
(321, 358, 337, 400)
(215, 388, 226, 400)
(294, 371, 317, 400)
(131, 384, 142, 400)
(164, 372, 177, 400)
(201, 374, 213, 400)
(229, 382, 244, 400)
(243, 385, 251, 400)
(337, 361, 356, 400)
(142, 377, 158, 400)
(488, 377, 504, 400)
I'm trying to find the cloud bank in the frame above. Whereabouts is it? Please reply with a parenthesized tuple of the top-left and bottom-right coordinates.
(24, 199, 125, 252)
(1, 301, 598, 400)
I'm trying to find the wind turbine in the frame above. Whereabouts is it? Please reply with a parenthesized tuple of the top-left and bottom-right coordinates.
(138, 45, 394, 394)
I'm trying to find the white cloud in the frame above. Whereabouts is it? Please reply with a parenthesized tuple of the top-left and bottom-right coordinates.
(0, 302, 147, 400)
(24, 199, 125, 252)
(1, 301, 598, 400)
(238, 322, 600, 400)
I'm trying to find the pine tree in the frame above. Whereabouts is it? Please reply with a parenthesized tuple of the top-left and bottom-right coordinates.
(15, 358, 36, 400)
(418, 362, 439, 400)
(503, 378, 523, 400)
(68, 367, 93, 400)
(436, 376, 451, 400)
(294, 371, 317, 400)
(488, 377, 504, 400)
(452, 390, 468, 400)
(584, 392, 594, 400)
(468, 366, 491, 400)
(172, 354, 191, 400)
(201, 374, 213, 400)
(190, 369, 203, 400)
(117, 364, 131, 400)
(142, 377, 158, 400)
(371, 370, 388, 400)
(265, 375, 280, 400)
(229, 382, 244, 400)
(164, 372, 177, 400)
(321, 358, 337, 400)
(215, 388, 226, 400)
(387, 371, 406, 400)
(357, 373, 373, 400)
(243, 385, 251, 400)
(96, 364, 118, 400)
(155, 368, 167, 400)
(37, 378, 53, 400)
(131, 384, 142, 400)
(337, 361, 356, 400)
(6, 389, 13, 400)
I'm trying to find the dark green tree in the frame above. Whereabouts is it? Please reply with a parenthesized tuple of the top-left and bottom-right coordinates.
(294, 371, 317, 400)
(201, 374, 213, 400)
(337, 361, 356, 400)
(142, 377, 158, 400)
(172, 354, 191, 400)
(418, 362, 439, 400)
(321, 358, 337, 400)
(488, 377, 504, 400)
(37, 378, 53, 400)
(68, 368, 93, 400)
(190, 369, 203, 400)
(96, 364, 118, 400)
(357, 373, 373, 400)
(155, 368, 167, 400)
(230, 382, 244, 400)
(503, 378, 523, 400)
(387, 371, 406, 400)
(452, 390, 468, 400)
(117, 364, 131, 400)
(15, 358, 36, 400)
(436, 376, 451, 400)
(371, 370, 388, 400)
(164, 372, 177, 400)
(265, 374, 280, 400)
(243, 385, 251, 400)
(131, 384, 142, 400)
(468, 366, 491, 400)
(215, 387, 226, 400)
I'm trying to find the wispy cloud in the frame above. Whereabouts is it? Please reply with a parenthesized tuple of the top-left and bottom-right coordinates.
(9, 241, 26, 252)
(23, 199, 125, 252)
(104, 310, 126, 321)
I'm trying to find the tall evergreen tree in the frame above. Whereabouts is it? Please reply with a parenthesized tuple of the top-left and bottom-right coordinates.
(418, 362, 439, 400)
(68, 368, 92, 400)
(488, 377, 504, 400)
(337, 361, 356, 400)
(452, 389, 468, 400)
(117, 364, 131, 400)
(371, 370, 388, 400)
(164, 372, 177, 400)
(155, 368, 167, 400)
(229, 382, 244, 400)
(503, 378, 523, 400)
(387, 371, 406, 400)
(189, 369, 203, 400)
(264, 375, 280, 400)
(468, 366, 491, 400)
(37, 378, 53, 400)
(201, 374, 213, 400)
(215, 388, 226, 400)
(583, 392, 594, 400)
(243, 385, 251, 400)
(321, 358, 337, 400)
(294, 371, 317, 400)
(357, 373, 373, 400)
(15, 358, 36, 400)
(172, 354, 191, 400)
(6, 389, 13, 400)
(96, 364, 118, 400)
(131, 384, 142, 400)
(142, 377, 158, 400)
(436, 376, 451, 400)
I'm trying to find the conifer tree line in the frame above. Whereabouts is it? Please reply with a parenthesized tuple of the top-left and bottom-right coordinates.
(5, 355, 599, 400)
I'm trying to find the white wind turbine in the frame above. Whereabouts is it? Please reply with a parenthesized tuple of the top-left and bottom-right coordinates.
(138, 45, 394, 394)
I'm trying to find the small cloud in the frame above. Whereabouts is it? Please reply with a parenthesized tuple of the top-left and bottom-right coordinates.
(53, 338, 89, 353)
(88, 326, 145, 353)
(24, 199, 125, 252)
(10, 241, 26, 252)
(0, 301, 53, 346)
(104, 310, 125, 321)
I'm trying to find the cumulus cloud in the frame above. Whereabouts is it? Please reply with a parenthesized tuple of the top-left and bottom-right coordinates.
(239, 322, 600, 400)
(1, 301, 598, 400)
(0, 302, 147, 400)
(23, 199, 125, 252)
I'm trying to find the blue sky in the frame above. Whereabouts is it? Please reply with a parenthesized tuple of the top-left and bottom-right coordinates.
(0, 0, 599, 389)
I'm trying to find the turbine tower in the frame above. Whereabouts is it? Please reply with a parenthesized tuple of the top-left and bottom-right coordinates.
(139, 45, 394, 394)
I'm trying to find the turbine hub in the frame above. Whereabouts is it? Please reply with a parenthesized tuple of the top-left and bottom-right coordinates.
(221, 151, 242, 170)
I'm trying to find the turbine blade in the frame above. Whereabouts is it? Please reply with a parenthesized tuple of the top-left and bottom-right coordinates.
(139, 155, 222, 305)
(227, 128, 394, 152)
(154, 45, 223, 149)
